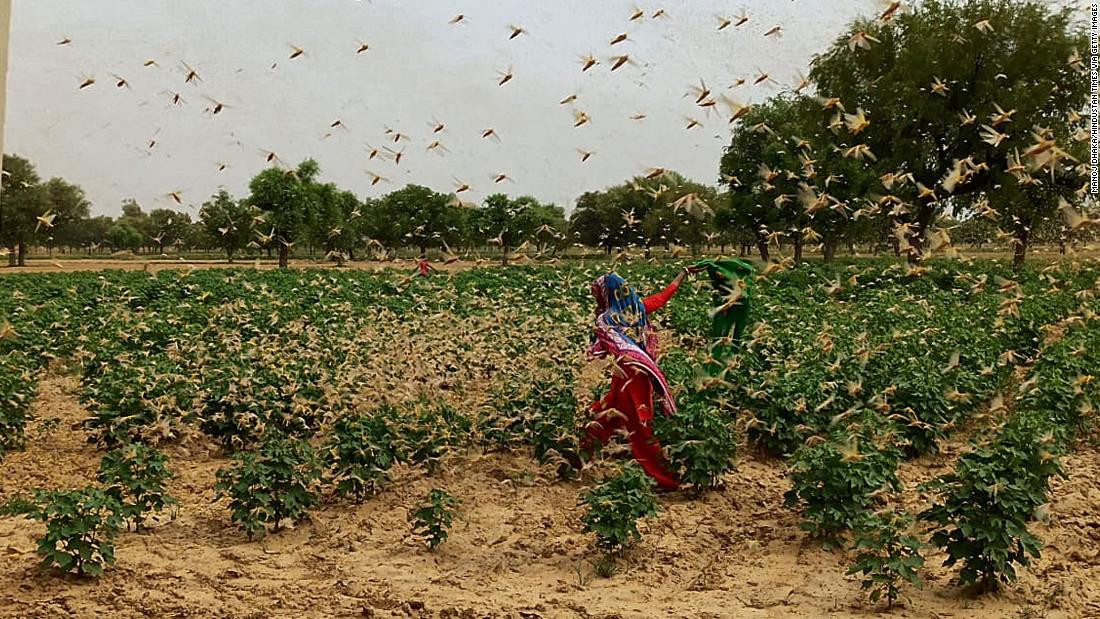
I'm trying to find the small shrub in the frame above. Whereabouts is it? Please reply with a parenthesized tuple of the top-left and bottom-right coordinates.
(409, 488, 460, 550)
(848, 511, 925, 607)
(654, 396, 737, 491)
(921, 414, 1061, 591)
(784, 427, 901, 549)
(524, 382, 582, 479)
(479, 379, 581, 479)
(394, 403, 471, 473)
(82, 360, 197, 447)
(324, 412, 399, 501)
(590, 554, 620, 579)
(200, 360, 327, 450)
(214, 433, 322, 540)
(5, 487, 123, 576)
(0, 361, 36, 457)
(0, 409, 28, 458)
(98, 442, 177, 531)
(580, 463, 660, 555)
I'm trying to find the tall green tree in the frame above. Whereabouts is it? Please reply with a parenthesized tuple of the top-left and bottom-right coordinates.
(372, 184, 455, 257)
(0, 154, 48, 266)
(477, 194, 541, 264)
(306, 183, 363, 262)
(338, 191, 370, 260)
(117, 199, 152, 253)
(40, 178, 91, 256)
(75, 215, 115, 253)
(107, 223, 143, 253)
(720, 96, 811, 262)
(632, 172, 717, 255)
(810, 0, 1088, 263)
(568, 190, 624, 255)
(148, 208, 192, 254)
(200, 190, 253, 260)
(529, 202, 567, 254)
(568, 171, 715, 256)
(246, 159, 321, 268)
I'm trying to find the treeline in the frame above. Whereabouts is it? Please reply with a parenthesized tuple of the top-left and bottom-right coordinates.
(2, 147, 1091, 270)
(0, 154, 746, 267)
(0, 154, 576, 267)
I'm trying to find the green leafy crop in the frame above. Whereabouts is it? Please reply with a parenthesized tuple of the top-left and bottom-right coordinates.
(97, 442, 178, 531)
(785, 421, 901, 549)
(921, 414, 1063, 590)
(324, 412, 400, 501)
(409, 488, 460, 550)
(653, 395, 738, 491)
(848, 511, 925, 607)
(214, 432, 322, 540)
(580, 463, 660, 555)
(6, 487, 124, 577)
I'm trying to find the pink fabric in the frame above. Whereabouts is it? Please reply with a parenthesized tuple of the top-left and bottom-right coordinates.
(588, 277, 680, 416)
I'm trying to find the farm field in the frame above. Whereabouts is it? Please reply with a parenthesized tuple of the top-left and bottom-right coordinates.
(1, 259, 1098, 618)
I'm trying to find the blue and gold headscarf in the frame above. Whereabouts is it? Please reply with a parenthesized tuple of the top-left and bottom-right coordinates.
(589, 273, 676, 415)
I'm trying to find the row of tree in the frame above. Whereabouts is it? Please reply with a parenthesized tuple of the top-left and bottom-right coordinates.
(1, 146, 1092, 270)
(0, 154, 579, 267)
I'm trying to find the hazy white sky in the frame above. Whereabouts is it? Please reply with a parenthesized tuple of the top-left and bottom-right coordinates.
(6, 0, 880, 217)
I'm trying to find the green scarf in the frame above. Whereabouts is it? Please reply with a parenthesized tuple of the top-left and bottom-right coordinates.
(693, 259, 756, 359)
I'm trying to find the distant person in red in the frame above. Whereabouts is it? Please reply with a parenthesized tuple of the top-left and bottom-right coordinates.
(415, 258, 436, 277)
(583, 268, 696, 489)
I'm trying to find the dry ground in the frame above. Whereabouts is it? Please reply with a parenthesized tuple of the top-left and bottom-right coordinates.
(0, 258, 486, 275)
(1, 373, 1098, 619)
(3, 245, 1099, 276)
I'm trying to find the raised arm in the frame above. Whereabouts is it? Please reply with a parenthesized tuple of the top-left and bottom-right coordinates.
(643, 270, 688, 313)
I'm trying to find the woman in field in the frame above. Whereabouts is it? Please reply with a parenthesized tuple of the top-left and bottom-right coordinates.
(414, 257, 436, 277)
(583, 268, 696, 489)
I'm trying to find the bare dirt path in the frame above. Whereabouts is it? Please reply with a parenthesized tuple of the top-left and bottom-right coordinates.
(0, 258, 495, 276)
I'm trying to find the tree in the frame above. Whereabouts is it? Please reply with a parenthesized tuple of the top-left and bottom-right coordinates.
(0, 154, 47, 266)
(529, 203, 567, 254)
(116, 199, 152, 253)
(247, 160, 321, 268)
(179, 221, 208, 253)
(75, 216, 115, 254)
(107, 223, 143, 253)
(372, 184, 455, 257)
(148, 208, 191, 254)
(200, 190, 253, 261)
(810, 0, 1088, 263)
(979, 118, 1088, 266)
(568, 172, 715, 256)
(477, 193, 541, 264)
(302, 183, 362, 263)
(631, 172, 717, 256)
(120, 199, 142, 219)
(569, 191, 622, 255)
(720, 96, 811, 262)
(40, 178, 91, 255)
(714, 200, 756, 256)
(332, 189, 366, 260)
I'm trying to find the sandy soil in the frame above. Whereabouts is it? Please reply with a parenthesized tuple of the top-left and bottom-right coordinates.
(1, 373, 1098, 619)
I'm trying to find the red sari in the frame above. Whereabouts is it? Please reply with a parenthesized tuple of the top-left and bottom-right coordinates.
(585, 281, 681, 489)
